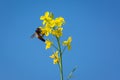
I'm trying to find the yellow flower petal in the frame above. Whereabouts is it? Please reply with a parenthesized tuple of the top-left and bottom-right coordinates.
(53, 58, 59, 64)
(40, 11, 53, 25)
(68, 37, 72, 42)
(51, 28, 63, 37)
(49, 20, 56, 28)
(49, 51, 59, 64)
(55, 17, 65, 27)
(45, 40, 52, 49)
(63, 37, 72, 50)
(40, 25, 52, 36)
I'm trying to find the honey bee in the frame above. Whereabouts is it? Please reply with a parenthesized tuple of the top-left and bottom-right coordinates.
(31, 28, 45, 42)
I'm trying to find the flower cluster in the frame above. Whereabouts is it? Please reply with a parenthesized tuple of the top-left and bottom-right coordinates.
(38, 11, 72, 64)
(40, 11, 65, 37)
(63, 37, 72, 50)
(49, 51, 59, 64)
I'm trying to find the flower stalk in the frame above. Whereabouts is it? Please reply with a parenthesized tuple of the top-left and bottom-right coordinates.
(56, 37, 64, 80)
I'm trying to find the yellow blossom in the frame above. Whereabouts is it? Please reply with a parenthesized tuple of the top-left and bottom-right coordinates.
(49, 51, 59, 64)
(40, 12, 53, 25)
(55, 17, 65, 27)
(63, 37, 72, 50)
(45, 40, 52, 49)
(51, 28, 63, 37)
(49, 20, 56, 28)
(40, 25, 52, 36)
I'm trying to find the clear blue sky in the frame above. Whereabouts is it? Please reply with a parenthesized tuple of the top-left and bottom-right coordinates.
(0, 0, 120, 80)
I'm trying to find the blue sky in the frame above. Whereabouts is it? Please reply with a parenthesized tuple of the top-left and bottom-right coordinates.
(0, 0, 120, 80)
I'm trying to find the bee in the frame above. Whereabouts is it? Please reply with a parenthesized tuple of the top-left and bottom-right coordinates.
(31, 28, 45, 42)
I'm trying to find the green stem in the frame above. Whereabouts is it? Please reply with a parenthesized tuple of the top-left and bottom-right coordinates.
(62, 46, 67, 55)
(56, 37, 64, 80)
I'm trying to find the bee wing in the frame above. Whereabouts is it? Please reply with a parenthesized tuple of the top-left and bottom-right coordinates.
(31, 33, 38, 38)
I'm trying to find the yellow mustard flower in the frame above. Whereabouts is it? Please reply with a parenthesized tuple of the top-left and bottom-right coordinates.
(49, 20, 56, 28)
(55, 17, 65, 27)
(40, 24, 52, 36)
(63, 37, 72, 50)
(51, 28, 63, 37)
(40, 12, 52, 25)
(45, 39, 52, 49)
(49, 51, 59, 64)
